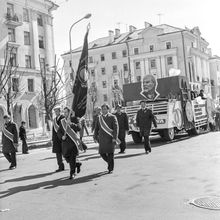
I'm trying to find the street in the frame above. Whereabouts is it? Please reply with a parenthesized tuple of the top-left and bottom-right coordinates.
(0, 132, 220, 220)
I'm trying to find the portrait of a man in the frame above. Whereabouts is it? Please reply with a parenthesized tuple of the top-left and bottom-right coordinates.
(140, 74, 160, 101)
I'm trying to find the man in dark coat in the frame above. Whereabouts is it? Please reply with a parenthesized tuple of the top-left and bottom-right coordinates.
(92, 107, 101, 133)
(52, 106, 65, 172)
(136, 100, 157, 154)
(19, 121, 28, 154)
(114, 104, 129, 153)
(94, 104, 119, 173)
(58, 107, 82, 179)
(2, 114, 18, 169)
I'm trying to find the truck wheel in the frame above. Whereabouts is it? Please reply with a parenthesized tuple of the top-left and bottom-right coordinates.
(163, 128, 175, 141)
(131, 132, 142, 144)
(188, 127, 200, 135)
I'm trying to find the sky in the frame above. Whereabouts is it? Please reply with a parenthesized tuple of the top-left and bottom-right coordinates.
(52, 0, 220, 58)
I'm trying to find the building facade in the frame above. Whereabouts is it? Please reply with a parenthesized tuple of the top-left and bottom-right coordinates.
(62, 22, 212, 119)
(0, 0, 58, 130)
(209, 56, 220, 101)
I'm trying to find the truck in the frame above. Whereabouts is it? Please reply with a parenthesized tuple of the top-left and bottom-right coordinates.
(123, 75, 214, 143)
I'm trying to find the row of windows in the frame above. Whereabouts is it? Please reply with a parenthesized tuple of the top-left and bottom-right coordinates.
(88, 42, 172, 63)
(11, 78, 35, 92)
(8, 28, 45, 48)
(7, 3, 43, 26)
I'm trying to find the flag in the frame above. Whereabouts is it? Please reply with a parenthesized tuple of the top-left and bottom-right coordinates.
(72, 27, 89, 118)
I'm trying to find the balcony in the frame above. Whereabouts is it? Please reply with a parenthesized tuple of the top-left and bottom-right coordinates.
(4, 13, 22, 27)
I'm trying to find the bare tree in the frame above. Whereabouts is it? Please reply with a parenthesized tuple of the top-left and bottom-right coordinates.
(39, 56, 73, 131)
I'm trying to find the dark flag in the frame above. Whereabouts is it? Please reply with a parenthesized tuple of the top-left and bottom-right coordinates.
(72, 26, 90, 118)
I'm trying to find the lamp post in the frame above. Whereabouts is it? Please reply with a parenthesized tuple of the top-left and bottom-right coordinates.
(69, 13, 92, 67)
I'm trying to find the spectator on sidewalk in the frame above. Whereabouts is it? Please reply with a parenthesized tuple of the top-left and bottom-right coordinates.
(19, 121, 29, 154)
(79, 117, 89, 152)
(52, 106, 65, 172)
(92, 107, 101, 133)
(114, 104, 129, 154)
(2, 114, 18, 169)
(94, 104, 119, 174)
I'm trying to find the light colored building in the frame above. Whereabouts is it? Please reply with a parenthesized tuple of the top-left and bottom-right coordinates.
(62, 22, 212, 118)
(0, 0, 58, 129)
(209, 55, 220, 102)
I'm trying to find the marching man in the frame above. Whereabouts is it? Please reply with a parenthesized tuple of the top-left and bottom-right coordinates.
(94, 104, 119, 174)
(2, 114, 18, 169)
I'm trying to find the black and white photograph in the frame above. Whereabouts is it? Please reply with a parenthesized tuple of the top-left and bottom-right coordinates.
(0, 0, 220, 219)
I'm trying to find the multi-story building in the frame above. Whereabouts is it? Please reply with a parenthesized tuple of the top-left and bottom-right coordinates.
(62, 22, 212, 119)
(0, 0, 58, 129)
(209, 55, 220, 101)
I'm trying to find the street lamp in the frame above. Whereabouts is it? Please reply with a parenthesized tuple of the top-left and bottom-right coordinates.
(69, 13, 92, 67)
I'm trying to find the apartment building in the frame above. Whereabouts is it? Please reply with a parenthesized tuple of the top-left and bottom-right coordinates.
(62, 22, 212, 118)
(0, 0, 58, 129)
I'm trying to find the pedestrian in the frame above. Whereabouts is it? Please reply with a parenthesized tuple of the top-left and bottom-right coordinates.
(2, 114, 18, 169)
(92, 107, 101, 133)
(94, 104, 119, 174)
(58, 107, 82, 179)
(19, 121, 29, 154)
(136, 100, 157, 154)
(52, 106, 65, 172)
(79, 117, 89, 152)
(114, 104, 129, 154)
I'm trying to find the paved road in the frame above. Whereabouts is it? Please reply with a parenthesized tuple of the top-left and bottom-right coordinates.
(0, 132, 220, 220)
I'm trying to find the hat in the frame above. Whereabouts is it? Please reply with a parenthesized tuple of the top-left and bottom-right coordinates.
(101, 103, 110, 109)
(115, 104, 122, 109)
(3, 114, 10, 119)
(140, 100, 146, 104)
(53, 105, 61, 110)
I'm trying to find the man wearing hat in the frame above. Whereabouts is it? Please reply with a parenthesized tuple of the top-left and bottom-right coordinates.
(52, 106, 65, 172)
(114, 104, 129, 153)
(136, 100, 157, 154)
(2, 114, 18, 169)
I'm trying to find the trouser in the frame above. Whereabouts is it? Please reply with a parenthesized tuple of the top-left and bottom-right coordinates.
(143, 135, 151, 152)
(4, 152, 17, 166)
(68, 151, 77, 174)
(22, 139, 28, 153)
(100, 153, 114, 171)
(118, 134, 126, 152)
(56, 152, 64, 169)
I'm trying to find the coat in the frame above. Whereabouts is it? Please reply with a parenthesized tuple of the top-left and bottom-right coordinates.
(57, 116, 81, 158)
(19, 126, 27, 140)
(2, 121, 18, 153)
(114, 112, 129, 138)
(79, 117, 89, 138)
(136, 108, 157, 136)
(52, 114, 65, 153)
(94, 113, 119, 154)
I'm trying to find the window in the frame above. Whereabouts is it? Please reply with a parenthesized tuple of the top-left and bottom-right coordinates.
(150, 59, 156, 69)
(149, 45, 154, 52)
(134, 48, 139, 55)
(122, 50, 127, 57)
(101, 68, 106, 75)
(39, 58, 45, 71)
(136, 76, 141, 82)
(88, 56, 93, 63)
(39, 35, 44, 48)
(90, 69, 95, 77)
(135, 61, 140, 70)
(103, 94, 108, 102)
(7, 3, 14, 16)
(123, 63, 128, 72)
(25, 55, 31, 68)
(23, 8, 29, 22)
(24, 31, 30, 45)
(37, 14, 43, 26)
(102, 81, 107, 88)
(167, 56, 173, 65)
(191, 42, 194, 48)
(113, 65, 117, 73)
(100, 54, 105, 61)
(112, 52, 117, 59)
(10, 52, 17, 66)
(28, 79, 34, 92)
(8, 28, 15, 42)
(12, 77, 19, 92)
(166, 42, 171, 49)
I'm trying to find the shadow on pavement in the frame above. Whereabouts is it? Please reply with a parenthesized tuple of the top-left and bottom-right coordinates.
(0, 172, 54, 184)
(0, 168, 10, 173)
(0, 171, 108, 199)
(40, 157, 56, 161)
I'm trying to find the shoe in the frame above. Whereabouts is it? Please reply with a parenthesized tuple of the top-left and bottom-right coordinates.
(145, 151, 149, 154)
(55, 167, 64, 172)
(148, 149, 151, 153)
(76, 162, 82, 174)
(108, 170, 113, 174)
(9, 164, 16, 170)
(23, 152, 29, 154)
(118, 151, 125, 154)
(69, 171, 76, 180)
